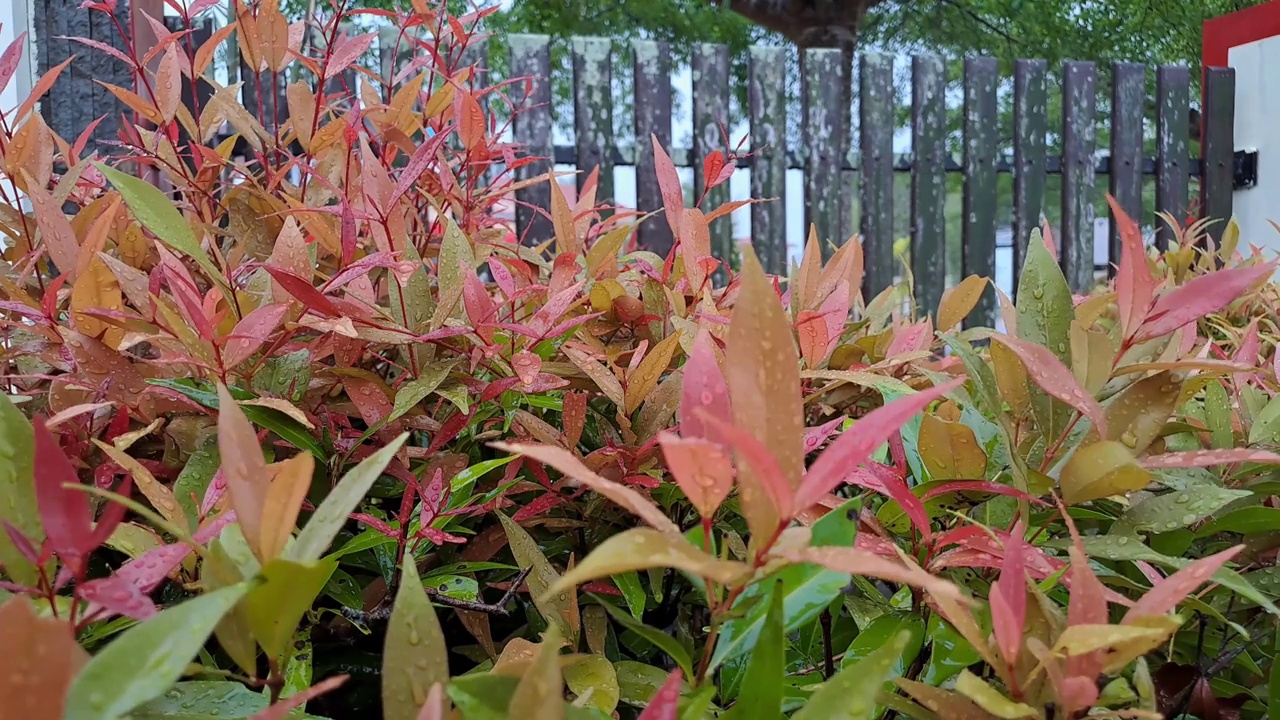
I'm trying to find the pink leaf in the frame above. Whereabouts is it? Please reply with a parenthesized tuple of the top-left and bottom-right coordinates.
(796, 376, 965, 511)
(920, 481, 1048, 505)
(323, 33, 376, 79)
(222, 303, 288, 367)
(414, 682, 448, 720)
(679, 330, 731, 439)
(1135, 262, 1277, 342)
(659, 432, 734, 519)
(698, 414, 794, 523)
(651, 135, 685, 240)
(1140, 449, 1280, 469)
(1234, 318, 1261, 389)
(636, 669, 683, 720)
(844, 464, 932, 540)
(802, 416, 846, 455)
(79, 573, 158, 621)
(511, 350, 541, 387)
(1108, 195, 1155, 339)
(990, 521, 1028, 666)
(777, 546, 965, 604)
(0, 31, 26, 95)
(991, 334, 1107, 438)
(1124, 545, 1244, 621)
(248, 676, 348, 720)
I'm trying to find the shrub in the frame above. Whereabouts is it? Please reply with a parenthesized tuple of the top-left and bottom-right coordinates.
(2, 2, 1280, 719)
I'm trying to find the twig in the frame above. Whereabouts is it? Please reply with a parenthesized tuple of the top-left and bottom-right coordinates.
(342, 567, 534, 621)
(820, 609, 835, 679)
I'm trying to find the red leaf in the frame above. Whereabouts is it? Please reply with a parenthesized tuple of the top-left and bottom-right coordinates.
(698, 414, 794, 522)
(991, 334, 1108, 438)
(796, 376, 965, 510)
(1140, 448, 1280, 469)
(679, 330, 731, 439)
(0, 32, 27, 95)
(264, 267, 342, 317)
(802, 416, 846, 455)
(1135, 261, 1277, 342)
(324, 33, 376, 79)
(651, 135, 685, 239)
(529, 281, 585, 337)
(457, 90, 486, 150)
(389, 130, 450, 206)
(462, 266, 496, 343)
(510, 492, 568, 523)
(512, 351, 541, 387)
(1108, 195, 1155, 339)
(844, 464, 932, 540)
(248, 676, 349, 720)
(920, 481, 1047, 505)
(1125, 545, 1243, 621)
(1234, 318, 1261, 389)
(702, 151, 726, 190)
(636, 669, 683, 720)
(80, 572, 158, 621)
(659, 432, 734, 519)
(222, 303, 288, 367)
(990, 521, 1028, 666)
(563, 391, 587, 448)
(33, 417, 94, 574)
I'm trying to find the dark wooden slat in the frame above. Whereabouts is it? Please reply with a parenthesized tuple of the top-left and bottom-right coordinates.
(509, 35, 554, 246)
(802, 47, 847, 261)
(692, 43, 732, 275)
(861, 52, 894, 300)
(45, 0, 72, 142)
(748, 45, 787, 275)
(1013, 59, 1047, 284)
(378, 26, 398, 86)
(1155, 66, 1190, 251)
(67, 1, 94, 143)
(572, 37, 614, 204)
(1202, 67, 1236, 247)
(1061, 61, 1097, 292)
(963, 56, 998, 328)
(911, 55, 946, 318)
(633, 40, 674, 257)
(88, 4, 121, 148)
(1109, 62, 1145, 274)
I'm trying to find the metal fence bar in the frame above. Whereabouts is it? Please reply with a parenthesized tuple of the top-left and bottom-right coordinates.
(572, 38, 613, 205)
(1061, 61, 1097, 292)
(1156, 65, 1191, 251)
(748, 46, 788, 275)
(1203, 67, 1237, 248)
(911, 55, 947, 317)
(963, 57, 998, 328)
(1013, 59, 1048, 286)
(1109, 62, 1145, 276)
(860, 53, 895, 300)
(692, 43, 733, 271)
(802, 48, 848, 262)
(633, 39, 674, 257)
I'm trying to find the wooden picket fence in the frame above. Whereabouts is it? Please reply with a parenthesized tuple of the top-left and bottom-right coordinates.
(28, 0, 1238, 328)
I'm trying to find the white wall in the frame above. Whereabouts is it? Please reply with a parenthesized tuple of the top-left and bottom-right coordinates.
(1230, 36, 1280, 257)
(0, 0, 35, 114)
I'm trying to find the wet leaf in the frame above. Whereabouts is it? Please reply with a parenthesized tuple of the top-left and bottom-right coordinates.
(792, 630, 910, 720)
(1060, 440, 1151, 505)
(383, 558, 449, 720)
(245, 558, 335, 661)
(1114, 486, 1251, 536)
(1136, 261, 1276, 341)
(65, 583, 251, 720)
(509, 623, 565, 720)
(564, 655, 619, 714)
(954, 670, 1038, 719)
(0, 394, 38, 586)
(1100, 371, 1182, 454)
(993, 334, 1106, 439)
(1196, 507, 1280, 537)
(546, 528, 747, 596)
(1053, 624, 1168, 656)
(918, 413, 987, 480)
(498, 512, 578, 641)
(658, 433, 733, 518)
(937, 275, 988, 333)
(634, 669, 682, 719)
(217, 384, 270, 561)
(721, 584, 784, 720)
(626, 333, 681, 415)
(597, 598, 694, 679)
(1142, 448, 1280, 469)
(0, 597, 89, 720)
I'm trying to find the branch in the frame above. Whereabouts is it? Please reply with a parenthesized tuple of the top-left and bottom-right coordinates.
(341, 566, 535, 622)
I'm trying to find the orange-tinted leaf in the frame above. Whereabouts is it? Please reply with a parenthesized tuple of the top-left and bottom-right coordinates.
(651, 135, 685, 239)
(937, 275, 987, 332)
(259, 453, 313, 561)
(324, 32, 376, 80)
(625, 332, 680, 415)
(457, 89, 486, 150)
(659, 432, 733, 519)
(1125, 545, 1244, 621)
(492, 442, 681, 538)
(1140, 448, 1280, 469)
(217, 384, 269, 561)
(546, 528, 749, 595)
(25, 173, 81, 279)
(918, 413, 987, 480)
(681, 207, 711, 290)
(699, 413, 794, 530)
(563, 344, 626, 408)
(0, 596, 89, 719)
(776, 546, 965, 604)
(155, 43, 182, 122)
(992, 334, 1107, 438)
(70, 256, 123, 347)
(286, 82, 316, 152)
(797, 376, 965, 511)
(1135, 261, 1277, 342)
(795, 311, 830, 369)
(549, 173, 579, 256)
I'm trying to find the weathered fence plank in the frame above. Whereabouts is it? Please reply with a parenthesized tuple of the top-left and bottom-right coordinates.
(911, 55, 946, 317)
(963, 57, 998, 328)
(1156, 66, 1191, 250)
(803, 48, 847, 261)
(748, 46, 788, 275)
(1203, 67, 1236, 248)
(573, 38, 614, 204)
(861, 53, 894, 301)
(1013, 59, 1048, 284)
(692, 43, 732, 273)
(634, 40, 674, 257)
(509, 35, 554, 246)
(1109, 62, 1144, 274)
(1061, 61, 1097, 292)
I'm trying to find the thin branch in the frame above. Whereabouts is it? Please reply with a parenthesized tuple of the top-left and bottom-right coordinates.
(341, 566, 534, 621)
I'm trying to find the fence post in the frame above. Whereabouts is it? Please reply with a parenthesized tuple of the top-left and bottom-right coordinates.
(1155, 66, 1190, 250)
(633, 39, 674, 257)
(509, 35, 554, 246)
(911, 55, 946, 318)
(692, 43, 732, 275)
(572, 38, 614, 205)
(802, 48, 847, 262)
(1061, 61, 1097, 292)
(1109, 62, 1146, 273)
(1202, 67, 1236, 247)
(963, 57, 998, 328)
(861, 53, 894, 302)
(1013, 59, 1047, 286)
(748, 46, 788, 275)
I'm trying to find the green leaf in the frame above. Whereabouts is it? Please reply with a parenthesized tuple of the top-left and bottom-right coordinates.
(64, 582, 251, 720)
(595, 597, 694, 680)
(792, 630, 910, 720)
(326, 529, 396, 560)
(322, 568, 364, 608)
(842, 612, 925, 674)
(253, 349, 312, 401)
(614, 661, 668, 707)
(1113, 486, 1252, 536)
(1270, 627, 1280, 719)
(389, 362, 456, 423)
(146, 379, 326, 459)
(1015, 230, 1074, 441)
(497, 512, 577, 641)
(96, 163, 223, 283)
(920, 612, 982, 686)
(1205, 380, 1234, 449)
(383, 558, 449, 720)
(0, 393, 38, 586)
(564, 655, 620, 715)
(722, 583, 785, 720)
(173, 446, 220, 530)
(281, 629, 313, 701)
(613, 571, 646, 618)
(450, 456, 519, 495)
(245, 558, 335, 661)
(127, 681, 327, 720)
(1197, 506, 1280, 537)
(710, 501, 856, 673)
(447, 673, 608, 720)
(287, 433, 408, 563)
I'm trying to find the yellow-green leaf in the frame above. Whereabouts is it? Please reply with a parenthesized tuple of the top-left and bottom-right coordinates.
(509, 624, 565, 720)
(545, 529, 748, 599)
(625, 333, 681, 415)
(954, 670, 1038, 719)
(1060, 440, 1151, 505)
(1098, 371, 1182, 454)
(497, 512, 578, 642)
(429, 216, 473, 331)
(0, 394, 38, 587)
(564, 655, 619, 714)
(918, 413, 987, 480)
(1053, 624, 1169, 656)
(383, 558, 449, 720)
(245, 557, 335, 661)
